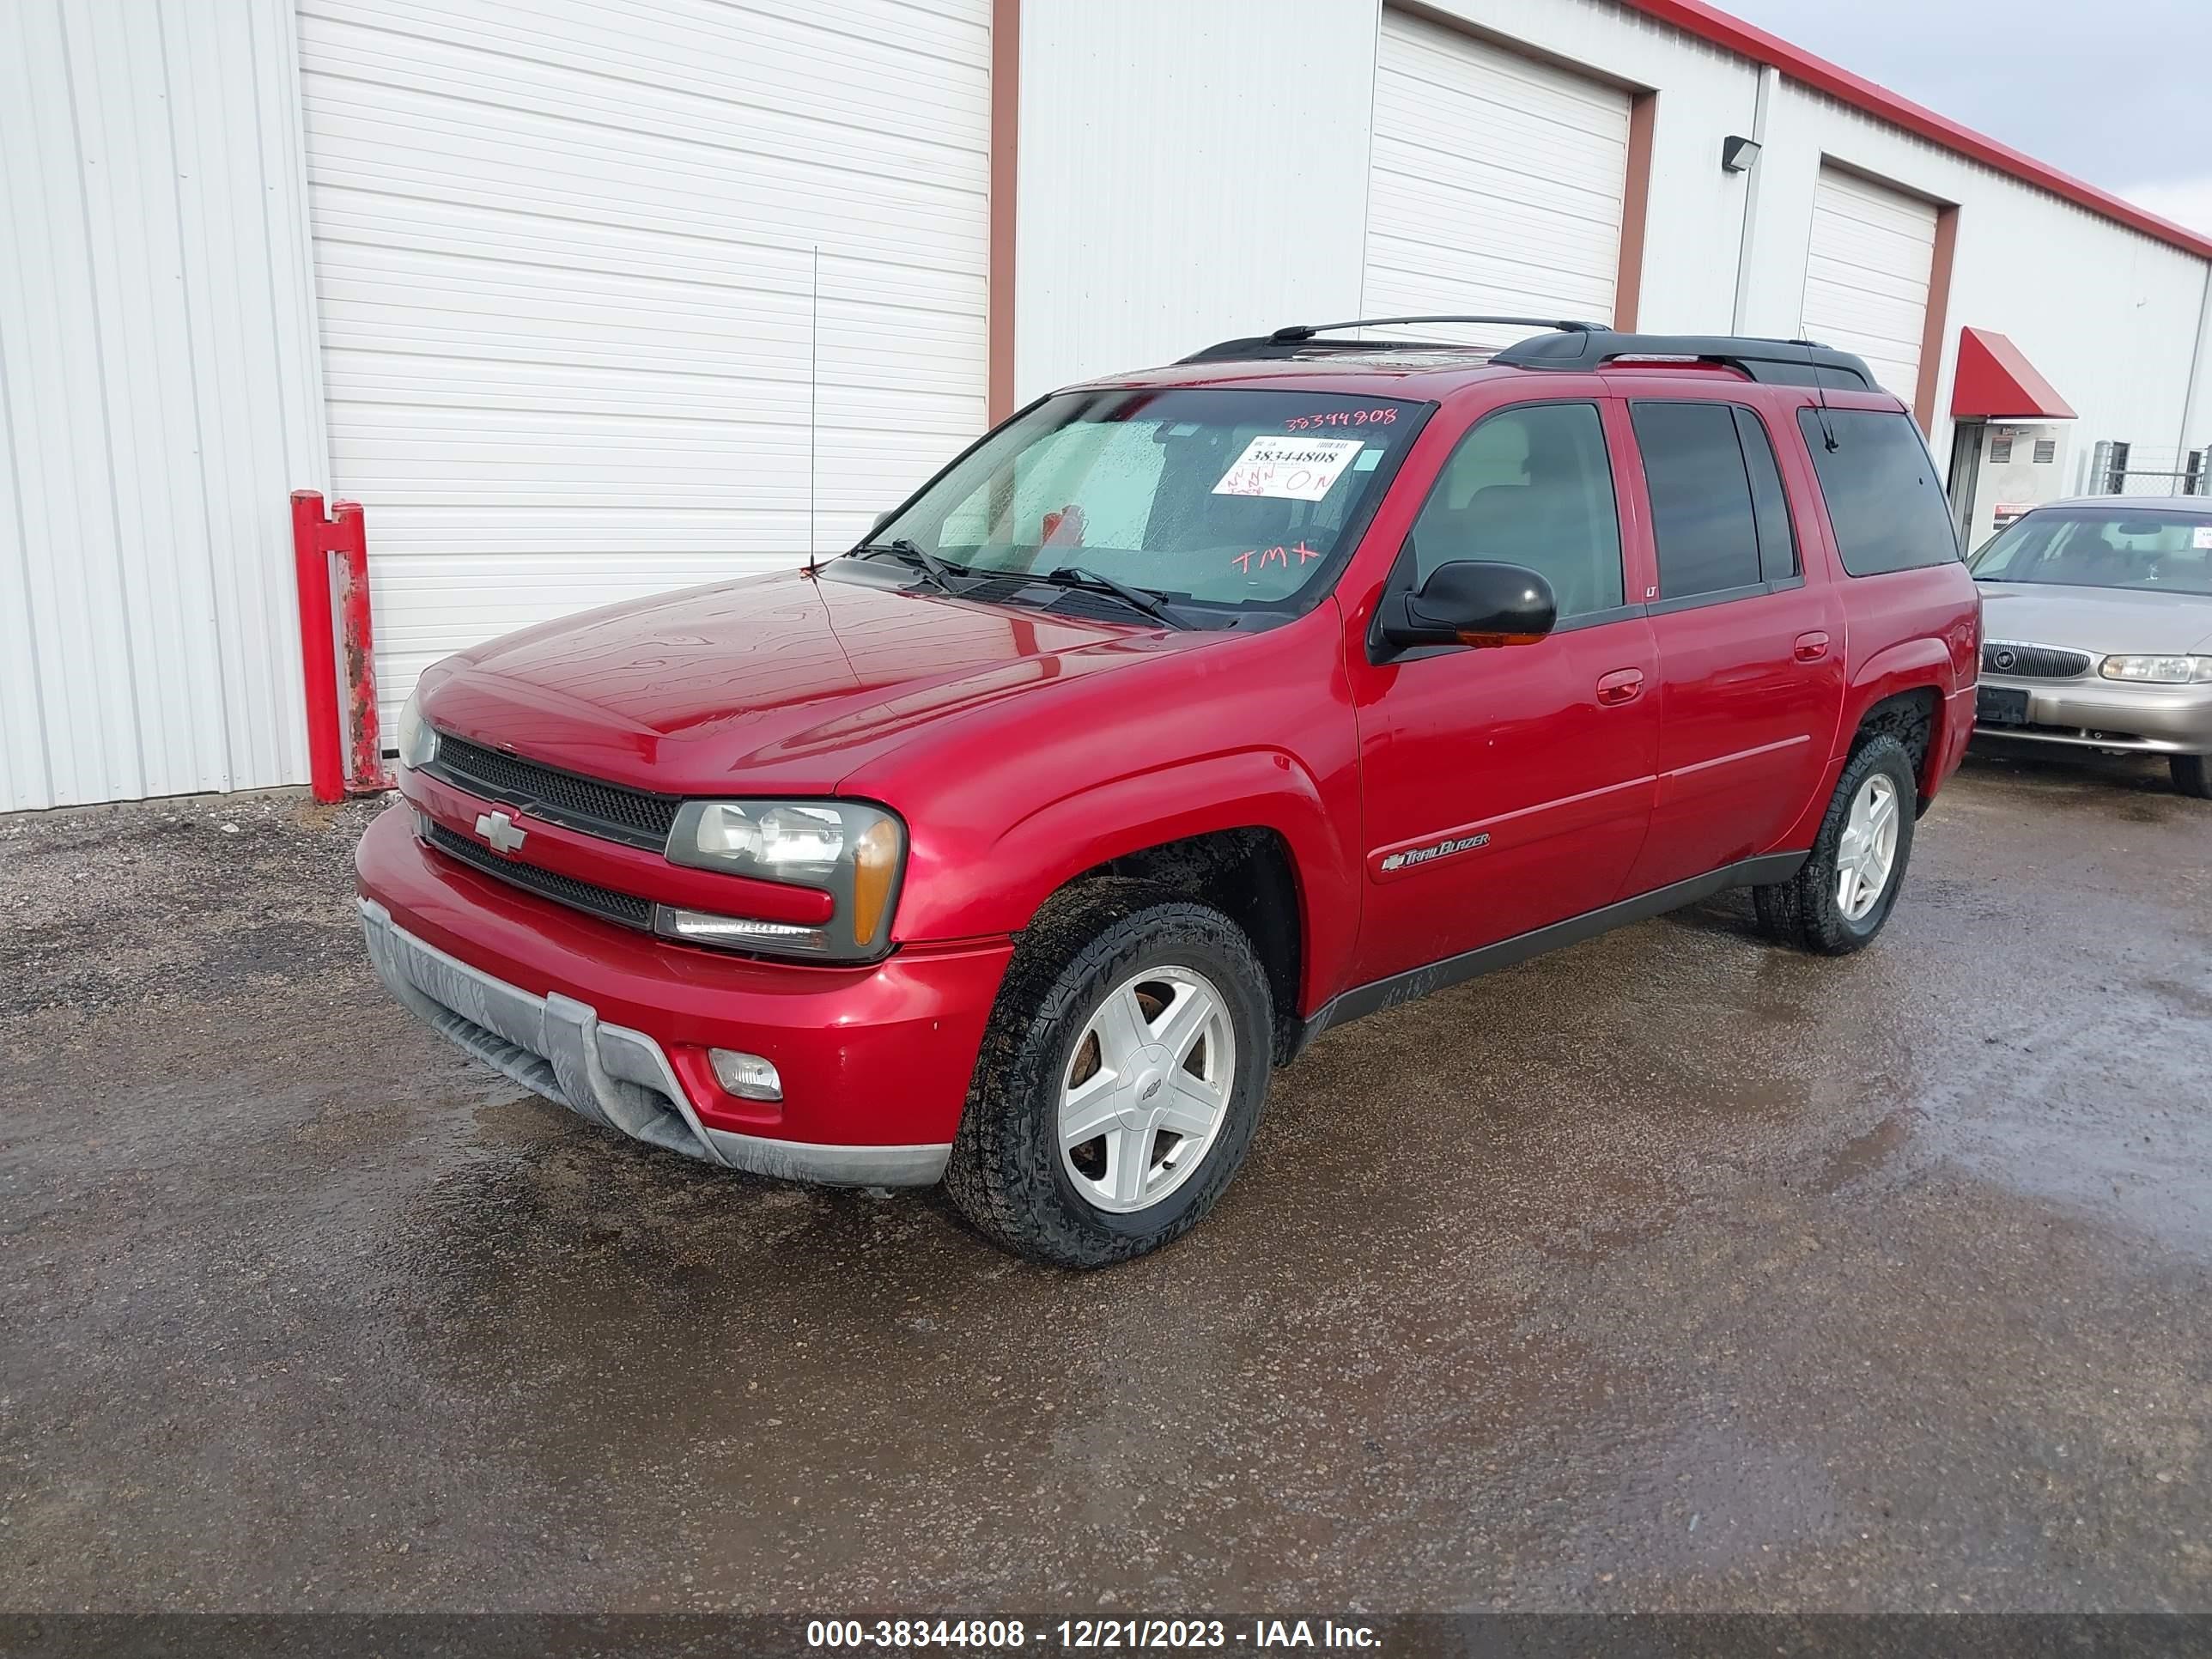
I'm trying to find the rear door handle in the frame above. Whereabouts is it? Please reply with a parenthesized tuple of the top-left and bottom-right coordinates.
(1794, 631, 1832, 663)
(1595, 668, 1645, 707)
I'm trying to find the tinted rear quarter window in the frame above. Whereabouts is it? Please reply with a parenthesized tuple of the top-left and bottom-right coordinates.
(1796, 408, 1960, 575)
(1735, 408, 1799, 583)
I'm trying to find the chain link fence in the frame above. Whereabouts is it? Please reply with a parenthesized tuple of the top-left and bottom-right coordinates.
(2086, 441, 2209, 495)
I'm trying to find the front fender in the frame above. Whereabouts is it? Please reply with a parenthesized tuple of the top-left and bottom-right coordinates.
(896, 749, 1358, 1019)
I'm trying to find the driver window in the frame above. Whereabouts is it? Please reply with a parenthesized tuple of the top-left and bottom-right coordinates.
(1408, 402, 1624, 619)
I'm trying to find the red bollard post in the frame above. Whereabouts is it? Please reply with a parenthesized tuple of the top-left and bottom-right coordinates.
(290, 490, 394, 803)
(291, 490, 346, 804)
(329, 501, 393, 796)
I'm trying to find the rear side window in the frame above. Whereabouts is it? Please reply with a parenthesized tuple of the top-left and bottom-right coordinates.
(1630, 402, 1762, 600)
(1796, 408, 1961, 574)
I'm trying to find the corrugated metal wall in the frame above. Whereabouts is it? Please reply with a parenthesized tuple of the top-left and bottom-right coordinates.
(1013, 0, 1382, 401)
(294, 0, 993, 733)
(0, 0, 325, 812)
(1363, 9, 1632, 342)
(1752, 82, 2212, 469)
(1798, 165, 1940, 403)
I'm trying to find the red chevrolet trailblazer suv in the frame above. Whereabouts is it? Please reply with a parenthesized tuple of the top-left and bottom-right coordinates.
(358, 316, 1980, 1266)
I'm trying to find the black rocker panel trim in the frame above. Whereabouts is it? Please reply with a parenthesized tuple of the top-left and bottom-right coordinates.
(1294, 851, 1809, 1052)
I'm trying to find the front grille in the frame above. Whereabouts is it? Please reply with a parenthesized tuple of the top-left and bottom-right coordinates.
(427, 734, 679, 850)
(1983, 641, 2094, 678)
(424, 820, 654, 932)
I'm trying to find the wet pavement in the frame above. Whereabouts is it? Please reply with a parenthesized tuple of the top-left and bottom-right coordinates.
(3, 751, 2209, 1613)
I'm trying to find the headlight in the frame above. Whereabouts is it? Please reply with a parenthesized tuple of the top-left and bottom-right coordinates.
(661, 799, 906, 961)
(678, 803, 848, 873)
(395, 689, 439, 770)
(2099, 654, 2212, 684)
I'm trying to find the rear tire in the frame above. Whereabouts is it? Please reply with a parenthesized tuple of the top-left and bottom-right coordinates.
(945, 881, 1273, 1268)
(1753, 735, 1917, 956)
(2172, 754, 2212, 799)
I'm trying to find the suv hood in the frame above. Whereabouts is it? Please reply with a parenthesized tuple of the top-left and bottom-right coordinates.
(1976, 582, 2212, 658)
(420, 566, 1217, 796)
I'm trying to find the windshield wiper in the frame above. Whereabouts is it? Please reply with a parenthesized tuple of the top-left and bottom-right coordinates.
(1041, 565, 1188, 629)
(853, 538, 962, 592)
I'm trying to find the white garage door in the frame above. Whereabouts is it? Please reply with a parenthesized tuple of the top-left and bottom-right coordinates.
(295, 0, 992, 725)
(1800, 166, 1938, 402)
(1363, 10, 1630, 343)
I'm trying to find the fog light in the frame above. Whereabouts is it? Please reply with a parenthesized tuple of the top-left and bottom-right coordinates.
(709, 1048, 783, 1102)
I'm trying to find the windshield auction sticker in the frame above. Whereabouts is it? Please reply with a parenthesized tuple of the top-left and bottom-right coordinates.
(1212, 435, 1365, 501)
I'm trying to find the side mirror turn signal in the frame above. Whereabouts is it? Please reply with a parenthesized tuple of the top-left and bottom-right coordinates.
(1379, 561, 1558, 651)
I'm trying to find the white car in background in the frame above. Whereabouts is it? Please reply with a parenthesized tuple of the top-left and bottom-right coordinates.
(1969, 497, 2212, 798)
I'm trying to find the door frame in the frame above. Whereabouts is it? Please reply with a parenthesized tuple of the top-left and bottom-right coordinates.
(1946, 418, 1984, 545)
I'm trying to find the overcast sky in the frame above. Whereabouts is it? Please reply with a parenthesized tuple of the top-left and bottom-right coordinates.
(1714, 0, 2212, 233)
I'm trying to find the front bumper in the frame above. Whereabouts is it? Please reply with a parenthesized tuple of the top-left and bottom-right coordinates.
(1974, 674, 2212, 755)
(356, 804, 1013, 1185)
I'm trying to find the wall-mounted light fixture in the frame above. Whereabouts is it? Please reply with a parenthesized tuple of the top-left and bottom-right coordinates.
(1722, 135, 1762, 173)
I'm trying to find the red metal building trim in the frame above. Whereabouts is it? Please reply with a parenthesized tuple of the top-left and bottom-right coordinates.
(1912, 204, 1959, 433)
(986, 0, 1019, 422)
(1618, 0, 2212, 263)
(1613, 90, 1657, 330)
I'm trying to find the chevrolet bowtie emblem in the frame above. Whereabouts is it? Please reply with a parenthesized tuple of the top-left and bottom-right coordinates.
(474, 810, 527, 854)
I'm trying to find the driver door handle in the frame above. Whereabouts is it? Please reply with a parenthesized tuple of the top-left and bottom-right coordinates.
(1595, 668, 1645, 707)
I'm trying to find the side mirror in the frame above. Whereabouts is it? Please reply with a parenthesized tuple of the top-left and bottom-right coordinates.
(1379, 560, 1557, 650)
(867, 509, 896, 538)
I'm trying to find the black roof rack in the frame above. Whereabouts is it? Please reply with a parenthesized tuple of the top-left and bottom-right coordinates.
(1180, 317, 1877, 391)
(1490, 330, 1875, 389)
(1180, 314, 1602, 363)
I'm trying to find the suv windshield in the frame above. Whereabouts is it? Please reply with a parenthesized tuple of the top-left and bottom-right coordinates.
(859, 387, 1427, 623)
(1971, 507, 2212, 596)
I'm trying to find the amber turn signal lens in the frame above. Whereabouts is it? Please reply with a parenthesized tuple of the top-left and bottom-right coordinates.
(849, 817, 901, 944)
(1457, 630, 1547, 648)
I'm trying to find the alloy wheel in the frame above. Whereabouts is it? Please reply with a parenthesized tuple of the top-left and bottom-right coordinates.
(1836, 773, 1900, 921)
(1057, 965, 1237, 1214)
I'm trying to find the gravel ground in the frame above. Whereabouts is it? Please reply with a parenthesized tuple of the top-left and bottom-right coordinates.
(1, 750, 2208, 1613)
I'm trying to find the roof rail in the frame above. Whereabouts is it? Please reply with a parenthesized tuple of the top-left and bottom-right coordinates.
(1180, 314, 1600, 364)
(1490, 329, 1876, 390)
(1268, 314, 1601, 343)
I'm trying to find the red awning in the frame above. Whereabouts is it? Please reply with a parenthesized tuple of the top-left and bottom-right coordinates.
(1951, 327, 2076, 420)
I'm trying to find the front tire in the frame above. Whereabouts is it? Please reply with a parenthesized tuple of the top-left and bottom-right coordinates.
(2172, 754, 2212, 799)
(945, 882, 1273, 1267)
(1753, 735, 1917, 956)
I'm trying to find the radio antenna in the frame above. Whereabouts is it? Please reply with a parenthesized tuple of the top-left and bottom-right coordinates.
(807, 245, 821, 571)
(1804, 337, 1839, 452)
